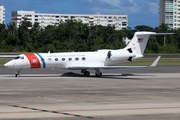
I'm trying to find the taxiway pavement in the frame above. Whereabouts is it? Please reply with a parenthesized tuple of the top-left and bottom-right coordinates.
(0, 66, 180, 120)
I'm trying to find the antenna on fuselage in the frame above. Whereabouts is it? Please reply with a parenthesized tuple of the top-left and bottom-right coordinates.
(48, 51, 50, 54)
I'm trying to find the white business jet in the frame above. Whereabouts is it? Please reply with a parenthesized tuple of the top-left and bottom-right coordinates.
(4, 31, 162, 77)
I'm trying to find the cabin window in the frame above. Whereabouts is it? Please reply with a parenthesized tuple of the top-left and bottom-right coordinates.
(75, 57, 79, 61)
(68, 58, 72, 61)
(82, 57, 86, 61)
(62, 58, 65, 61)
(55, 58, 58, 61)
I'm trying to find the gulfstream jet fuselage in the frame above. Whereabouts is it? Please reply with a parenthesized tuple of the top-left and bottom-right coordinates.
(4, 31, 163, 77)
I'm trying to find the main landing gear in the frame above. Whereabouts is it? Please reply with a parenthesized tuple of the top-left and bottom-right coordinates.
(95, 72, 102, 77)
(83, 71, 90, 77)
(81, 69, 102, 77)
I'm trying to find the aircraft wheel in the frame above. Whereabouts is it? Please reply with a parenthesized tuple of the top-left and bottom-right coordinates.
(15, 74, 20, 77)
(15, 68, 22, 77)
(95, 72, 102, 77)
(84, 71, 90, 77)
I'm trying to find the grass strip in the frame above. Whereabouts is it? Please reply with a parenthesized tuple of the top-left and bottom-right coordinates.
(121, 58, 180, 66)
(0, 58, 180, 67)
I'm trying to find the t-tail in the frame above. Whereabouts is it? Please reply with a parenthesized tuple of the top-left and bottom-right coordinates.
(125, 31, 156, 59)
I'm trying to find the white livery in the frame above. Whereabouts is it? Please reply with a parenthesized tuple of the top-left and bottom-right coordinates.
(4, 31, 162, 77)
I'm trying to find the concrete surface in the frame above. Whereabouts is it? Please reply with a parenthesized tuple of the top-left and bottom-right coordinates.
(0, 67, 180, 120)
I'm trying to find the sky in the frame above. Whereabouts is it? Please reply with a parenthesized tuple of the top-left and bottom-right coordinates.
(0, 0, 159, 29)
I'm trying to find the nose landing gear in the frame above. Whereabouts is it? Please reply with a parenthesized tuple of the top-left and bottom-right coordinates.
(15, 68, 22, 77)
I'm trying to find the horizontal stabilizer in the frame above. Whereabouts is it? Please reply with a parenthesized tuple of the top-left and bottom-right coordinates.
(155, 33, 174, 35)
(150, 56, 161, 67)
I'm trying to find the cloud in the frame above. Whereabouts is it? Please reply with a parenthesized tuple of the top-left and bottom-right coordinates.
(87, 0, 93, 2)
(84, 0, 140, 14)
(91, 7, 120, 14)
(148, 2, 159, 14)
(87, 0, 135, 8)
(128, 0, 159, 14)
(85, 0, 158, 15)
(101, 0, 121, 8)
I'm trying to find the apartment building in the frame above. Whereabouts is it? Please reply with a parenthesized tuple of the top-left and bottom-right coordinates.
(0, 6, 5, 24)
(159, 0, 180, 29)
(11, 11, 128, 30)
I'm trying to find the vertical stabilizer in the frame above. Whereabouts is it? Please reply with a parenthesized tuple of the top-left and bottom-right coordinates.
(125, 32, 156, 56)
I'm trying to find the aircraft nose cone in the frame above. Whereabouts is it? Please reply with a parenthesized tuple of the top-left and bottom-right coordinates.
(4, 61, 14, 68)
(4, 62, 10, 67)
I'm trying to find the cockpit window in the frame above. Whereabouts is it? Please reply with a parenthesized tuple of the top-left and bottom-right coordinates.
(14, 56, 21, 59)
(14, 56, 24, 60)
(20, 56, 24, 59)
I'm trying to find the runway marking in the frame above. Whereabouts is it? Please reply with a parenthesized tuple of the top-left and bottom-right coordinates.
(0, 111, 37, 114)
(10, 105, 102, 120)
(63, 106, 180, 112)
(2, 106, 180, 115)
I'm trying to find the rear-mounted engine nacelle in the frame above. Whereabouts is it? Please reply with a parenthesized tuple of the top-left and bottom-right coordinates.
(106, 50, 136, 61)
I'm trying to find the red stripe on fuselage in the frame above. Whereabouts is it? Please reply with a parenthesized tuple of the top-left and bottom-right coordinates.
(24, 53, 41, 68)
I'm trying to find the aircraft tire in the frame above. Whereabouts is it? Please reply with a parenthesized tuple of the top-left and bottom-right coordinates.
(84, 71, 90, 77)
(95, 72, 102, 77)
(15, 74, 17, 77)
(15, 74, 19, 77)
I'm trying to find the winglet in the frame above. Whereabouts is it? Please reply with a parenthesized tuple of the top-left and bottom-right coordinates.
(150, 56, 161, 67)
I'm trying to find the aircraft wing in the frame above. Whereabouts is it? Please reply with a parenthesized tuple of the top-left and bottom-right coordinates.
(68, 65, 147, 70)
(69, 56, 161, 70)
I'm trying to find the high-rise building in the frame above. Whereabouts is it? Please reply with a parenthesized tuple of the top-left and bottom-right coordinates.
(11, 10, 128, 30)
(0, 6, 5, 24)
(159, 0, 180, 29)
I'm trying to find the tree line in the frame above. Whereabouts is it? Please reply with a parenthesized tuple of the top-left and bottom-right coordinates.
(0, 18, 180, 53)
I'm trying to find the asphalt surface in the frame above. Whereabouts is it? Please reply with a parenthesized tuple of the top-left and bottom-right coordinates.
(0, 66, 180, 120)
(0, 66, 180, 76)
